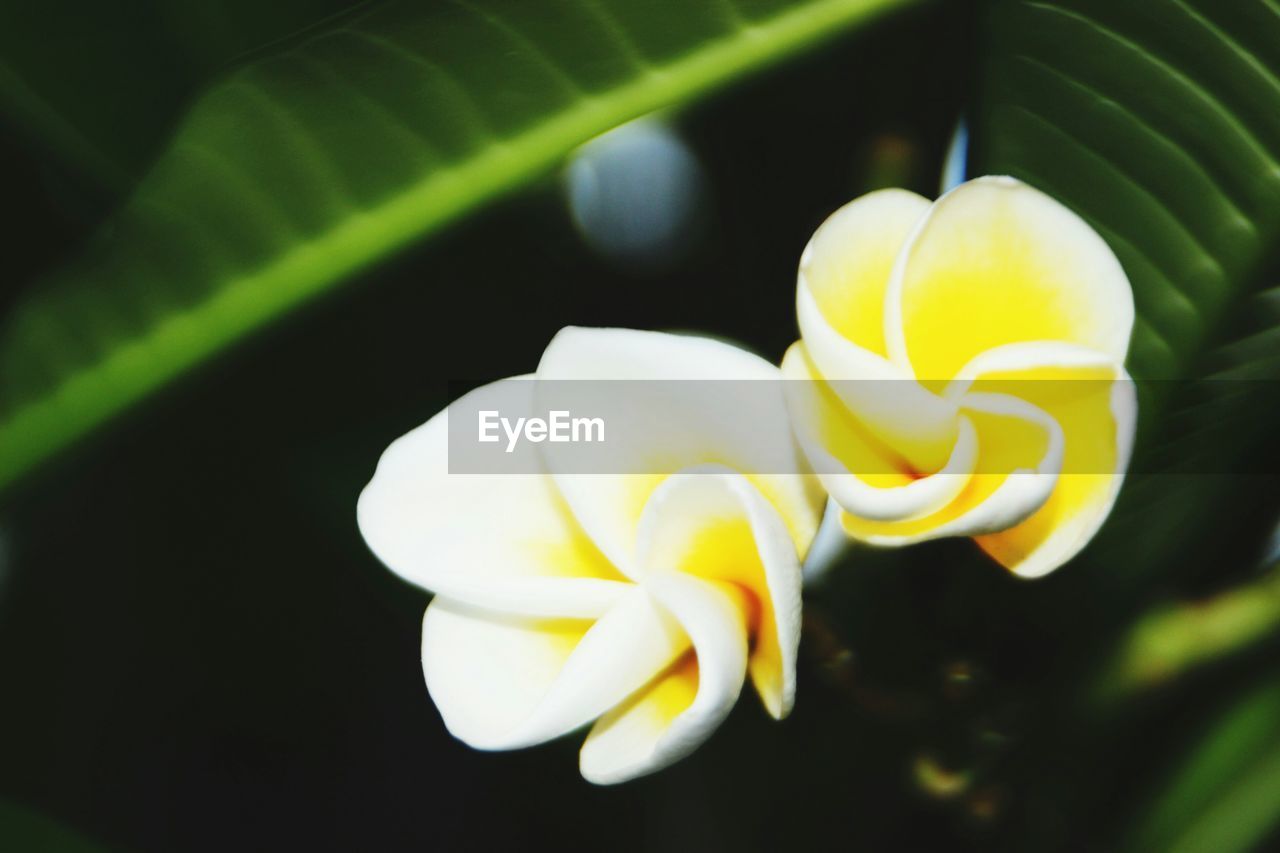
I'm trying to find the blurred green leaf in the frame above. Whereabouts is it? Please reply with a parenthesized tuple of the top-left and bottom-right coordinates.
(1125, 681, 1280, 853)
(0, 798, 111, 853)
(0, 0, 362, 193)
(1096, 562, 1280, 702)
(976, 0, 1280, 581)
(0, 0, 923, 492)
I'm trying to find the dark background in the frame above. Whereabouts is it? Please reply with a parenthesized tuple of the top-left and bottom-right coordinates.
(3, 3, 1280, 851)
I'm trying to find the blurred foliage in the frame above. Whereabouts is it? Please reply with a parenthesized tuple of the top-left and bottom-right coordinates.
(0, 0, 917, 493)
(1097, 562, 1280, 702)
(1125, 681, 1280, 853)
(0, 798, 111, 853)
(3, 0, 1280, 851)
(0, 0, 360, 194)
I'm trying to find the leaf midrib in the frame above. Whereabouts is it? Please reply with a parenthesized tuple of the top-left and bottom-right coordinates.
(0, 0, 920, 492)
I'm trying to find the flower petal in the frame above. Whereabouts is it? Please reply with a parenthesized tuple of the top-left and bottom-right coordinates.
(885, 176, 1134, 384)
(422, 586, 689, 751)
(797, 274, 961, 475)
(357, 377, 629, 619)
(948, 342, 1137, 578)
(634, 468, 802, 718)
(799, 187, 931, 358)
(536, 326, 822, 574)
(579, 572, 749, 784)
(840, 392, 1064, 546)
(782, 342, 976, 522)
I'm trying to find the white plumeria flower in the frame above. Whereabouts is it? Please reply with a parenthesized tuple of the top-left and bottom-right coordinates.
(783, 176, 1137, 579)
(358, 328, 823, 784)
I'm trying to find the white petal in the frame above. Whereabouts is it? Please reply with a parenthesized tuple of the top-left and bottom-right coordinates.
(885, 175, 1134, 383)
(422, 586, 688, 751)
(841, 392, 1065, 546)
(798, 187, 931, 358)
(535, 326, 822, 574)
(945, 340, 1131, 394)
(781, 342, 975, 523)
(357, 376, 629, 619)
(579, 572, 749, 784)
(634, 468, 802, 718)
(796, 284, 961, 475)
(944, 342, 1137, 578)
(795, 188, 958, 474)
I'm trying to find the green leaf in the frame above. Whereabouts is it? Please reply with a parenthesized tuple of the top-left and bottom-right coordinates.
(0, 798, 112, 853)
(0, 0, 923, 492)
(979, 0, 1280, 381)
(1094, 561, 1280, 702)
(974, 0, 1280, 581)
(0, 0, 363, 192)
(1124, 681, 1280, 853)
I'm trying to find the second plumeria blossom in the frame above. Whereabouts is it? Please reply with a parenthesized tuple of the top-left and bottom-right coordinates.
(358, 328, 822, 783)
(783, 176, 1137, 578)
